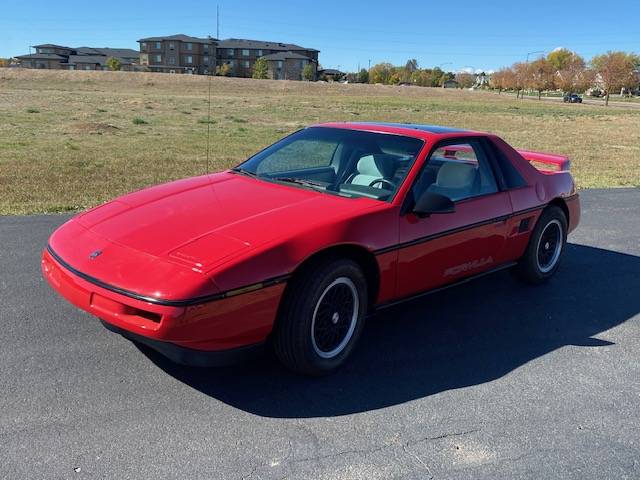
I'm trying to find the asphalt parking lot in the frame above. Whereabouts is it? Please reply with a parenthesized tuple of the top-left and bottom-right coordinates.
(1, 189, 639, 479)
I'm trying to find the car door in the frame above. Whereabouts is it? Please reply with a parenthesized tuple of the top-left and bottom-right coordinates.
(395, 138, 513, 298)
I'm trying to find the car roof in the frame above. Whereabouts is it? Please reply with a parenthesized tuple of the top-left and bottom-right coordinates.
(313, 122, 486, 141)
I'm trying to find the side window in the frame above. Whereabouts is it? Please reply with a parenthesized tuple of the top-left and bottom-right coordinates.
(256, 139, 338, 174)
(412, 140, 498, 203)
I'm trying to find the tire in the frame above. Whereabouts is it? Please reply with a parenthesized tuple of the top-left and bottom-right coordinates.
(514, 205, 567, 284)
(273, 258, 368, 376)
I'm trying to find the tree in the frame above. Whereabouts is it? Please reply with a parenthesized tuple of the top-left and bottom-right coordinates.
(513, 62, 528, 98)
(369, 63, 395, 84)
(455, 72, 475, 89)
(252, 57, 268, 79)
(302, 64, 315, 81)
(405, 59, 419, 73)
(547, 48, 575, 71)
(357, 68, 369, 84)
(527, 58, 556, 99)
(490, 68, 510, 93)
(106, 57, 121, 71)
(0, 58, 13, 67)
(592, 51, 639, 105)
(555, 53, 587, 93)
(216, 63, 231, 76)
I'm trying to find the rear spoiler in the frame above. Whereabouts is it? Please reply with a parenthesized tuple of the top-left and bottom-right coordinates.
(516, 149, 571, 172)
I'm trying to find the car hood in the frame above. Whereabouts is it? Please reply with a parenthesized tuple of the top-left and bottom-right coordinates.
(72, 172, 377, 272)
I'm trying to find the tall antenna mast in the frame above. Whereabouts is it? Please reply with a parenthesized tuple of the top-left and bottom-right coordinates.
(216, 5, 220, 39)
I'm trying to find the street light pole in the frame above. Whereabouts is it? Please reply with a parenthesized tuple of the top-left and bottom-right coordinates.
(526, 50, 545, 64)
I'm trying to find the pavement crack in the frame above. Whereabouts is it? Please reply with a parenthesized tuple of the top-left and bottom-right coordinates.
(413, 428, 481, 444)
(402, 442, 435, 479)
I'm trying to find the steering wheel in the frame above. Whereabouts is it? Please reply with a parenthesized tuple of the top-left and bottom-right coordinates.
(368, 178, 396, 190)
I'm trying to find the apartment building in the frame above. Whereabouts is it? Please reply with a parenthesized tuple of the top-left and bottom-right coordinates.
(216, 38, 318, 78)
(137, 34, 217, 74)
(16, 44, 139, 70)
(261, 52, 317, 80)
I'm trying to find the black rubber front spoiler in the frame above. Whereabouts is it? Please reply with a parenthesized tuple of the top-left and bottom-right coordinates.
(100, 321, 265, 368)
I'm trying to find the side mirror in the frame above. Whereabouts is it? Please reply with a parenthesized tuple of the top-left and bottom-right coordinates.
(413, 191, 455, 217)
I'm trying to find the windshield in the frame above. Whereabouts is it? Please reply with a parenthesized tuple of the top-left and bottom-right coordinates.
(234, 127, 425, 201)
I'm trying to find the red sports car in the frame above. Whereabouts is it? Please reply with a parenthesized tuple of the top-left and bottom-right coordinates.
(42, 123, 580, 375)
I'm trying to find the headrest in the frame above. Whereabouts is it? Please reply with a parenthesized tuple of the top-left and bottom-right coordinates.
(436, 162, 476, 189)
(356, 154, 397, 178)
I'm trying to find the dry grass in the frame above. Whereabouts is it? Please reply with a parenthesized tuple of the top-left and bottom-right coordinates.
(1, 69, 639, 215)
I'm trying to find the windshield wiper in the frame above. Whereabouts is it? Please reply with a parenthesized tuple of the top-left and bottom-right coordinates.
(271, 177, 326, 189)
(231, 167, 260, 178)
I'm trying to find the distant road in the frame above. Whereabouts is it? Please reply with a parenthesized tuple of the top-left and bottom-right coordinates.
(497, 92, 640, 109)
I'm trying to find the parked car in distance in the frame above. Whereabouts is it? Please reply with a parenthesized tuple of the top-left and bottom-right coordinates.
(42, 123, 580, 376)
(563, 93, 583, 103)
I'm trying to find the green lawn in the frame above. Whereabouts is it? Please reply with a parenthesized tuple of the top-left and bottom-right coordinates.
(1, 69, 639, 215)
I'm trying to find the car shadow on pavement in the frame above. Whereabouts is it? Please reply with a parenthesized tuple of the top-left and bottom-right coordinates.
(138, 243, 640, 418)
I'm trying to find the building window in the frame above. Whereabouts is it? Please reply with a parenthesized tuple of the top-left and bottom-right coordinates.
(244, 60, 250, 68)
(228, 60, 235, 68)
(154, 42, 161, 49)
(140, 42, 147, 51)
(185, 56, 193, 64)
(154, 54, 161, 63)
(227, 48, 234, 57)
(277, 61, 283, 69)
(169, 42, 175, 50)
(204, 56, 210, 64)
(242, 49, 250, 57)
(186, 43, 193, 51)
(168, 56, 176, 65)
(257, 49, 263, 57)
(300, 60, 306, 69)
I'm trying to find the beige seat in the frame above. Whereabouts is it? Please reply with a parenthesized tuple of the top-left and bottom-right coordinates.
(349, 154, 397, 187)
(427, 162, 477, 200)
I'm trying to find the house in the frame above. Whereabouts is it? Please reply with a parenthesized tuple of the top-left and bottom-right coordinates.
(318, 69, 344, 81)
(137, 34, 217, 74)
(67, 55, 136, 71)
(16, 44, 139, 70)
(442, 79, 459, 88)
(216, 38, 318, 78)
(260, 52, 317, 80)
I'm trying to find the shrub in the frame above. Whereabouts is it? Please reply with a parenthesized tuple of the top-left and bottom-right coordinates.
(106, 57, 122, 71)
(302, 64, 315, 81)
(132, 117, 148, 125)
(252, 57, 268, 79)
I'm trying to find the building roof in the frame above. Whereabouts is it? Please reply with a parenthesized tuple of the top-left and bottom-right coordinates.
(218, 38, 318, 52)
(76, 47, 139, 58)
(67, 54, 134, 65)
(261, 52, 314, 61)
(137, 34, 215, 44)
(15, 53, 67, 60)
(319, 69, 344, 75)
(32, 43, 73, 49)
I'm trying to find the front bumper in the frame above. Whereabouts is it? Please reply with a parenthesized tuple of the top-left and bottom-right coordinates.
(41, 248, 285, 362)
(100, 321, 265, 367)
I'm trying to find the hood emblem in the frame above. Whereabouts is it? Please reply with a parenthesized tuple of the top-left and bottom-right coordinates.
(89, 250, 103, 260)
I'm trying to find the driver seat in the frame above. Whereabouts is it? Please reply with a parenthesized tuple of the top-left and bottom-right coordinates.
(349, 154, 397, 188)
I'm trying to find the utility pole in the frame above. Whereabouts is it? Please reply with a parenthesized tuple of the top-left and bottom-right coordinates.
(526, 50, 545, 64)
(216, 5, 220, 39)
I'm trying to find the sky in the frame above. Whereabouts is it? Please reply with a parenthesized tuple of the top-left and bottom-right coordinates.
(1, 0, 638, 72)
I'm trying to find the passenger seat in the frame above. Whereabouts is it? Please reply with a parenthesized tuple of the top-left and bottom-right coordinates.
(427, 162, 478, 200)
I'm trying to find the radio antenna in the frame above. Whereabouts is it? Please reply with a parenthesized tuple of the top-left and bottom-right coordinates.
(205, 66, 212, 174)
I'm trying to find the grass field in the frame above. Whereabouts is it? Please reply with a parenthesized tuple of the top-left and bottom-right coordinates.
(1, 69, 639, 215)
